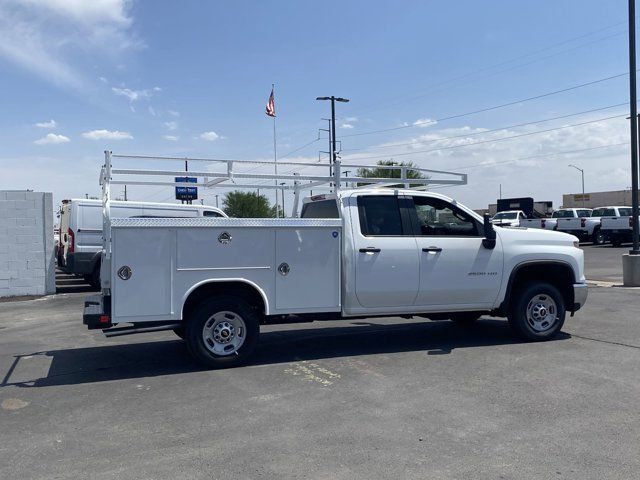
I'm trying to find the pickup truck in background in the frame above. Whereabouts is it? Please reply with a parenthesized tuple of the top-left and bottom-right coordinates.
(554, 208, 592, 239)
(84, 153, 588, 369)
(600, 207, 635, 246)
(519, 208, 578, 231)
(491, 210, 526, 227)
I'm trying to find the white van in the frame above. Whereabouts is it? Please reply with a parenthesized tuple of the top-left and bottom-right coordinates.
(58, 199, 226, 287)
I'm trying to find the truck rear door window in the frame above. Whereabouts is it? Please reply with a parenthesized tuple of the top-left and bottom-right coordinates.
(358, 196, 404, 236)
(300, 200, 339, 218)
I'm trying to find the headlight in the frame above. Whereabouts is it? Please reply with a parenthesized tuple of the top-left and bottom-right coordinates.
(573, 241, 580, 248)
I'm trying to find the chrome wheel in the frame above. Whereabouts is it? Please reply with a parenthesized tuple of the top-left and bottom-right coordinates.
(526, 294, 558, 332)
(202, 311, 246, 356)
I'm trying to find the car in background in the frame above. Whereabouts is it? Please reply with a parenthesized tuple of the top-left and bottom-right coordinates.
(491, 210, 526, 227)
(600, 206, 635, 247)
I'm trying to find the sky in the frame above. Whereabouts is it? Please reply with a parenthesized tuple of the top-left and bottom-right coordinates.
(0, 0, 635, 214)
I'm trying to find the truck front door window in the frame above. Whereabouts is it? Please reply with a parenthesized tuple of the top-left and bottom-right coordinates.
(412, 196, 479, 236)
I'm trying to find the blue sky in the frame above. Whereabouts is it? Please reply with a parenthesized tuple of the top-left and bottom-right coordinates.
(0, 0, 634, 210)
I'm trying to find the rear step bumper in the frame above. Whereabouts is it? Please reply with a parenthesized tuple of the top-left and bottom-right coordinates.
(83, 294, 112, 329)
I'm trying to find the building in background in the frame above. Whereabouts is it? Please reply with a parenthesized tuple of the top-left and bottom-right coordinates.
(0, 191, 55, 298)
(562, 189, 638, 208)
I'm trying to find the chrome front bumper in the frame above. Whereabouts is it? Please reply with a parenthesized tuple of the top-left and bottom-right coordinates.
(572, 283, 588, 312)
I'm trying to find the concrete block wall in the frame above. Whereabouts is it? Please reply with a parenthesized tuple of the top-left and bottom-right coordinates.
(0, 191, 55, 297)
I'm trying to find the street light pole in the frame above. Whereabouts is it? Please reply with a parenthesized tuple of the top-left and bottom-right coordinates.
(624, 0, 640, 286)
(568, 164, 585, 207)
(316, 96, 350, 189)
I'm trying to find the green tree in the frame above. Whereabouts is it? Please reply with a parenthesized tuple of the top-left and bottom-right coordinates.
(357, 160, 427, 188)
(222, 191, 277, 218)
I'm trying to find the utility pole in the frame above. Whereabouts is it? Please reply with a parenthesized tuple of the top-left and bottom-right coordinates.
(568, 164, 585, 207)
(124, 185, 127, 201)
(316, 96, 350, 189)
(215, 194, 219, 208)
(625, 0, 640, 285)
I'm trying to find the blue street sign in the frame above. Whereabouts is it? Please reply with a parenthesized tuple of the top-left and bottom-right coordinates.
(175, 177, 198, 201)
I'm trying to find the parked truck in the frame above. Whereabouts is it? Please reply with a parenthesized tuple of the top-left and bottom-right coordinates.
(83, 153, 588, 368)
(600, 207, 635, 246)
(554, 208, 593, 241)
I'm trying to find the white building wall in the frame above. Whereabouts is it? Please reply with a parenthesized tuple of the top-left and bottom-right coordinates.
(0, 191, 55, 297)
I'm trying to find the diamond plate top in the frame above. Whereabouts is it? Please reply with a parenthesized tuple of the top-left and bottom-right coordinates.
(110, 217, 343, 228)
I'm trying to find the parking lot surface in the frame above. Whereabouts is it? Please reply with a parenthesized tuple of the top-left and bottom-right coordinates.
(1, 247, 639, 479)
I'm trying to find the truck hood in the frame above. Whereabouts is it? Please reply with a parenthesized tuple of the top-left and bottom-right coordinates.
(494, 225, 578, 245)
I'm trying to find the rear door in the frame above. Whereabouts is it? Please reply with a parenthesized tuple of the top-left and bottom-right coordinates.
(350, 194, 419, 308)
(409, 195, 503, 308)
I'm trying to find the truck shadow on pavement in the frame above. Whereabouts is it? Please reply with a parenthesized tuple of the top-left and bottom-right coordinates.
(2, 319, 570, 388)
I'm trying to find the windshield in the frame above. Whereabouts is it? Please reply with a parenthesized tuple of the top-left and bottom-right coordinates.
(552, 210, 575, 218)
(493, 212, 517, 220)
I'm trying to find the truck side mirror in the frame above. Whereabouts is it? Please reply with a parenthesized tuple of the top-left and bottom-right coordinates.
(482, 214, 496, 249)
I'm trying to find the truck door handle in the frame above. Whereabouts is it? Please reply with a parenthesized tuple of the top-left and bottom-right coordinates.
(422, 246, 442, 253)
(359, 247, 381, 253)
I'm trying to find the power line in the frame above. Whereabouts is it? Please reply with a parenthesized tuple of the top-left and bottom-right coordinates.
(340, 72, 630, 139)
(341, 113, 626, 162)
(346, 19, 628, 118)
(341, 103, 627, 153)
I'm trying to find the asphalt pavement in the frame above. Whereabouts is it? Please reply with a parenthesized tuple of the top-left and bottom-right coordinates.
(1, 259, 639, 479)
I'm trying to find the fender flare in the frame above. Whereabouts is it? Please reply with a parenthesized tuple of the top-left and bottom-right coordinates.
(180, 278, 271, 318)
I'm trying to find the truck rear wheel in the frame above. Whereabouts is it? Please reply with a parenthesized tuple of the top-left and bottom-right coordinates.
(611, 235, 622, 247)
(508, 282, 565, 341)
(592, 227, 605, 245)
(185, 296, 260, 368)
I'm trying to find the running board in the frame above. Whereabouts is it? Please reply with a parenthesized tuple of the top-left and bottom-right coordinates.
(103, 322, 182, 337)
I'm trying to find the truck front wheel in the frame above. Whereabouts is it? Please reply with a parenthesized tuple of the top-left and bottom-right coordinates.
(185, 296, 260, 368)
(508, 282, 565, 341)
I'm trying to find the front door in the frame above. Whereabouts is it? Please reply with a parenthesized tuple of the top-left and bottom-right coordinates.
(350, 194, 419, 308)
(409, 195, 503, 308)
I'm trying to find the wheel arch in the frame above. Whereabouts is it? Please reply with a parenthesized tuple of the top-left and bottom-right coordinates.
(181, 279, 269, 321)
(498, 261, 576, 315)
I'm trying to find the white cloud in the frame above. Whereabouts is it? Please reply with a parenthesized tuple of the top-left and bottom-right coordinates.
(339, 113, 630, 210)
(163, 135, 179, 141)
(168, 110, 180, 117)
(164, 121, 178, 131)
(341, 123, 354, 129)
(413, 118, 437, 128)
(98, 76, 108, 83)
(0, 0, 140, 88)
(199, 131, 219, 141)
(34, 119, 57, 128)
(34, 133, 69, 145)
(344, 116, 358, 122)
(82, 129, 133, 140)
(112, 86, 154, 102)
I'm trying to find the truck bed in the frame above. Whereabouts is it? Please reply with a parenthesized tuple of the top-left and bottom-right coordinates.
(108, 217, 343, 323)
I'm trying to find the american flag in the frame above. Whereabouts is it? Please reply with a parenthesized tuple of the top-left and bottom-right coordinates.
(265, 87, 276, 117)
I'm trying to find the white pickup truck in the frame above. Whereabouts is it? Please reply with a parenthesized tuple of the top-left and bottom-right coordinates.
(83, 154, 588, 369)
(491, 210, 526, 227)
(520, 208, 590, 235)
(600, 207, 635, 246)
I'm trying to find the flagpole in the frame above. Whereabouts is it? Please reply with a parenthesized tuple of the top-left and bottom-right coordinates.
(272, 83, 279, 217)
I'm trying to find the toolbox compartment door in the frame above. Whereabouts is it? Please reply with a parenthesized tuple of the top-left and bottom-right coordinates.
(112, 227, 174, 318)
(275, 227, 341, 311)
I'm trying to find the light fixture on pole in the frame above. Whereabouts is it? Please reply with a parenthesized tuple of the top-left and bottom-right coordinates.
(316, 96, 350, 186)
(568, 164, 585, 207)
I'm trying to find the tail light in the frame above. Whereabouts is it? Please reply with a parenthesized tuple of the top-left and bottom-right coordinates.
(67, 227, 75, 253)
(581, 218, 586, 227)
(541, 219, 546, 228)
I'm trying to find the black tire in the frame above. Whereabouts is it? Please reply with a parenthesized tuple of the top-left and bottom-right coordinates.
(592, 227, 605, 245)
(185, 296, 260, 369)
(611, 235, 622, 247)
(173, 327, 186, 339)
(87, 264, 101, 289)
(508, 282, 565, 341)
(450, 312, 481, 325)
